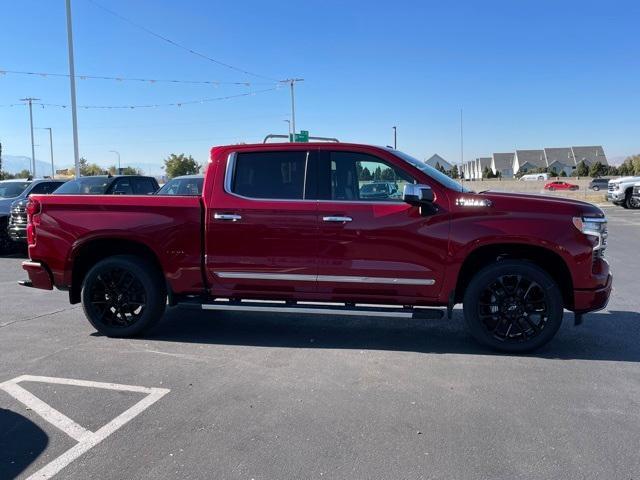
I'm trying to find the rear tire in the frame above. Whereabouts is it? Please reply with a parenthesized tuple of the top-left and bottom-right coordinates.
(463, 260, 563, 353)
(81, 255, 166, 337)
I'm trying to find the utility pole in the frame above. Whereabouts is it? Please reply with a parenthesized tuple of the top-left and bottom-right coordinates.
(283, 120, 291, 141)
(109, 150, 121, 174)
(281, 79, 303, 141)
(66, 0, 81, 178)
(19, 97, 40, 177)
(37, 128, 55, 178)
(460, 108, 464, 180)
(392, 126, 397, 149)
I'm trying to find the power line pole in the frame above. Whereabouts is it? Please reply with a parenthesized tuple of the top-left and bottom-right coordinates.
(109, 150, 121, 174)
(38, 128, 55, 178)
(65, 0, 81, 178)
(460, 108, 464, 180)
(281, 79, 303, 141)
(392, 126, 397, 149)
(20, 97, 40, 177)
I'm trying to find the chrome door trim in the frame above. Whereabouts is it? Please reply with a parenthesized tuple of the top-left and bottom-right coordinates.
(215, 271, 435, 286)
(322, 216, 353, 222)
(201, 303, 415, 318)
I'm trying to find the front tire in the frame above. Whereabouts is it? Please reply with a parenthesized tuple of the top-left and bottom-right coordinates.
(624, 191, 640, 209)
(81, 255, 166, 337)
(463, 260, 563, 353)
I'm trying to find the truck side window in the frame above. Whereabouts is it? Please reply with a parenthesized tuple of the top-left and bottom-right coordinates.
(327, 151, 415, 202)
(111, 179, 133, 195)
(231, 151, 309, 200)
(132, 178, 157, 194)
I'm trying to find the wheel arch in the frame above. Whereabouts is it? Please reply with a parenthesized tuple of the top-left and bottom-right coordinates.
(454, 243, 574, 308)
(69, 237, 166, 304)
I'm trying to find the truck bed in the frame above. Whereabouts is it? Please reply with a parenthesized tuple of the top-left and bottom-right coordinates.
(29, 194, 204, 296)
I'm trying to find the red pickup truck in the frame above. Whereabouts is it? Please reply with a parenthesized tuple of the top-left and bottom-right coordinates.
(21, 143, 611, 352)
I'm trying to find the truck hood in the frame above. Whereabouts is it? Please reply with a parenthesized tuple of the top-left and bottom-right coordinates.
(609, 176, 640, 184)
(477, 191, 605, 217)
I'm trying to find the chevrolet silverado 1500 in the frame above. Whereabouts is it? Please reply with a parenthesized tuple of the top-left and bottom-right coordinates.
(20, 143, 612, 352)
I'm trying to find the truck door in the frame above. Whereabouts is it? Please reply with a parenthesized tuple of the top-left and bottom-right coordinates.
(206, 148, 319, 299)
(315, 149, 448, 303)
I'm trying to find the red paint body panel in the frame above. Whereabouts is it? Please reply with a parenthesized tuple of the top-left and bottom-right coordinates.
(23, 143, 611, 314)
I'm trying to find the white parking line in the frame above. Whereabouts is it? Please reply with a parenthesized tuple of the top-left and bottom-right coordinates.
(0, 375, 170, 480)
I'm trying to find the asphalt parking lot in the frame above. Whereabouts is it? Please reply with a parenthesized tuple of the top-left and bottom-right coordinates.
(1, 205, 639, 480)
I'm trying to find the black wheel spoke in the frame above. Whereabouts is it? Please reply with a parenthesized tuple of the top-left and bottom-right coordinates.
(477, 273, 549, 343)
(88, 265, 147, 329)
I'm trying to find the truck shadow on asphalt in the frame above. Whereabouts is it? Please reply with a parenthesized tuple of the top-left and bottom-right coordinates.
(0, 408, 49, 480)
(139, 308, 640, 361)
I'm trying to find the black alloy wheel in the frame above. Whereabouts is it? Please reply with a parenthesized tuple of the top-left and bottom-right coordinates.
(81, 255, 166, 337)
(463, 260, 563, 352)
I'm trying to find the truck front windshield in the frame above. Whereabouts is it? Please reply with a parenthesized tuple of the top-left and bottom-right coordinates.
(388, 149, 470, 193)
(0, 181, 31, 198)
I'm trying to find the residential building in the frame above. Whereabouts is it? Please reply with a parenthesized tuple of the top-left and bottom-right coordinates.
(544, 147, 575, 176)
(513, 149, 546, 175)
(571, 146, 608, 167)
(424, 154, 453, 172)
(476, 157, 492, 179)
(491, 153, 514, 178)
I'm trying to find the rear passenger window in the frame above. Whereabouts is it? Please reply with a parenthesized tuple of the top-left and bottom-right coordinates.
(231, 151, 309, 200)
(133, 178, 157, 194)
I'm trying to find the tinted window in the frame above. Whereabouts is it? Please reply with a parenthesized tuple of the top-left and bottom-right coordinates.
(29, 182, 64, 195)
(111, 179, 133, 194)
(52, 177, 111, 194)
(326, 151, 414, 202)
(231, 151, 309, 200)
(388, 148, 470, 193)
(132, 178, 157, 194)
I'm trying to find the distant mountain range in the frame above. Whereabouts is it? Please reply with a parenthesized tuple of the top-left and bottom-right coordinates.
(0, 154, 165, 177)
(0, 155, 59, 176)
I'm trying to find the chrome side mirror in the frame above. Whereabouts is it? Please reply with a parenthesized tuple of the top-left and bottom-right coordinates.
(403, 184, 434, 206)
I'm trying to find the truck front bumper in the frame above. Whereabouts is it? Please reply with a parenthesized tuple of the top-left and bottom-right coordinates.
(607, 191, 623, 203)
(573, 273, 612, 313)
(20, 261, 53, 290)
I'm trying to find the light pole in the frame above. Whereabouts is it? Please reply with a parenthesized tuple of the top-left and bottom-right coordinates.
(283, 119, 291, 141)
(37, 128, 55, 178)
(392, 126, 397, 149)
(65, 0, 81, 178)
(109, 150, 121, 174)
(20, 97, 40, 177)
(281, 78, 303, 139)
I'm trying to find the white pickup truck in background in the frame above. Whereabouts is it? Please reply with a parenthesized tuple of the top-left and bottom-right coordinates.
(607, 176, 640, 208)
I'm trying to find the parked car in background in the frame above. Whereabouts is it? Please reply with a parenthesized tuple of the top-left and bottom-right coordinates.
(588, 178, 609, 192)
(54, 175, 159, 195)
(607, 176, 640, 209)
(359, 181, 400, 200)
(0, 178, 66, 252)
(156, 174, 204, 196)
(544, 181, 579, 191)
(632, 183, 640, 204)
(519, 173, 549, 181)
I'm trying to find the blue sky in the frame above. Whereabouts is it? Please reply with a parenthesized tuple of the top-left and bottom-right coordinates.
(1, 0, 638, 174)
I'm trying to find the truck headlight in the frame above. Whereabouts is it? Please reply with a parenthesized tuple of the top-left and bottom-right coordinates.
(573, 216, 607, 252)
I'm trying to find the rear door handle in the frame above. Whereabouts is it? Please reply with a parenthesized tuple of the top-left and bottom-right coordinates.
(322, 216, 353, 223)
(214, 213, 242, 222)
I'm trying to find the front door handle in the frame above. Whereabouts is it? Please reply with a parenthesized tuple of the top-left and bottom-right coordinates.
(322, 216, 353, 223)
(214, 213, 242, 222)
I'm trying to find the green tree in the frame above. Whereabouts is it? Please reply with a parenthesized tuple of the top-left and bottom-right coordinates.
(588, 161, 606, 178)
(163, 153, 200, 179)
(574, 161, 589, 177)
(483, 166, 494, 179)
(108, 165, 142, 175)
(361, 167, 372, 181)
(450, 164, 459, 179)
(373, 165, 382, 181)
(380, 167, 396, 181)
(78, 157, 104, 176)
(560, 170, 567, 177)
